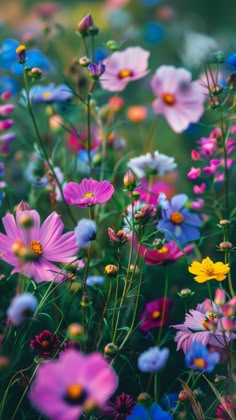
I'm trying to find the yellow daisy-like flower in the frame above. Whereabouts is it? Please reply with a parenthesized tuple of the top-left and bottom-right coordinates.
(188, 256, 230, 283)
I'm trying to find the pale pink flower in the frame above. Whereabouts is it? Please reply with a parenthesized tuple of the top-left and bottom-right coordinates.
(151, 66, 205, 133)
(100, 47, 150, 92)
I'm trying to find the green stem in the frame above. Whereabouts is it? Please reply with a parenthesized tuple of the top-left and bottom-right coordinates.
(156, 266, 169, 345)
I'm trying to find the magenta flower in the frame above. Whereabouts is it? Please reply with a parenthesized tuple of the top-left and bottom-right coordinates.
(30, 330, 61, 359)
(151, 66, 205, 133)
(100, 47, 150, 92)
(140, 240, 194, 265)
(63, 178, 114, 208)
(0, 210, 78, 283)
(140, 297, 172, 332)
(29, 349, 118, 420)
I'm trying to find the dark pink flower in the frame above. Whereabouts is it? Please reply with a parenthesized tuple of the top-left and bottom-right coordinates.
(140, 240, 194, 265)
(0, 210, 78, 283)
(151, 66, 205, 133)
(100, 47, 150, 92)
(140, 297, 172, 332)
(134, 179, 174, 206)
(29, 349, 118, 420)
(103, 392, 135, 419)
(30, 330, 61, 359)
(63, 178, 114, 208)
(215, 395, 236, 419)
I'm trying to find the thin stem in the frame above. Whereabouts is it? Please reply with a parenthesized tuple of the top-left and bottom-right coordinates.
(93, 278, 112, 350)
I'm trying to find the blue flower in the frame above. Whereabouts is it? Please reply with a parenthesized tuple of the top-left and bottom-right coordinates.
(161, 393, 179, 411)
(86, 275, 104, 287)
(128, 402, 173, 420)
(74, 219, 97, 248)
(7, 293, 38, 326)
(138, 346, 169, 372)
(21, 83, 73, 104)
(144, 22, 165, 44)
(0, 76, 19, 95)
(226, 53, 236, 70)
(158, 194, 202, 243)
(185, 340, 220, 372)
(0, 39, 52, 76)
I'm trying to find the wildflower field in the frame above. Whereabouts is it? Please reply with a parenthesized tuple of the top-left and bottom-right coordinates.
(1, 0, 236, 419)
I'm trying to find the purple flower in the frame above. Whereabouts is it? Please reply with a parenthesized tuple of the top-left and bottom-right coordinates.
(30, 330, 61, 359)
(100, 47, 150, 92)
(7, 293, 38, 325)
(103, 392, 135, 420)
(151, 65, 205, 133)
(158, 193, 202, 243)
(74, 218, 97, 248)
(138, 346, 169, 372)
(185, 340, 220, 372)
(29, 349, 118, 420)
(63, 178, 114, 208)
(140, 297, 172, 332)
(0, 210, 78, 283)
(87, 62, 105, 79)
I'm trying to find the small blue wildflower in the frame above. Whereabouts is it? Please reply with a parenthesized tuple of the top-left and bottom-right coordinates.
(86, 275, 104, 287)
(7, 293, 38, 326)
(144, 22, 165, 44)
(158, 193, 202, 243)
(226, 53, 236, 70)
(138, 346, 169, 372)
(95, 48, 108, 63)
(185, 340, 220, 372)
(74, 219, 97, 248)
(128, 402, 173, 420)
(21, 83, 73, 104)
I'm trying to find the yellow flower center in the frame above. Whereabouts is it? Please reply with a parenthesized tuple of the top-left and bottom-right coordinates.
(66, 384, 85, 401)
(170, 211, 184, 225)
(152, 310, 160, 319)
(202, 319, 209, 330)
(29, 240, 43, 256)
(162, 93, 176, 106)
(84, 192, 95, 198)
(16, 45, 26, 54)
(205, 264, 215, 276)
(118, 69, 133, 79)
(193, 358, 206, 369)
(157, 246, 168, 254)
(43, 92, 53, 99)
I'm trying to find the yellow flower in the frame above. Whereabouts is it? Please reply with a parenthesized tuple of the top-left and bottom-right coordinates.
(188, 256, 230, 283)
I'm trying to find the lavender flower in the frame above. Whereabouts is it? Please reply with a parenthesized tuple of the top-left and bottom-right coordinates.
(138, 346, 169, 372)
(74, 219, 97, 248)
(7, 293, 38, 325)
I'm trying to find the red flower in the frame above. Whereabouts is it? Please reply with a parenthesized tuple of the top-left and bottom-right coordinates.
(140, 297, 172, 332)
(103, 392, 135, 419)
(215, 395, 236, 419)
(30, 329, 61, 359)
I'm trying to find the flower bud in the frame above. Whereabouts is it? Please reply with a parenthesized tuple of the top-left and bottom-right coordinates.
(177, 288, 194, 298)
(134, 204, 156, 223)
(12, 240, 28, 258)
(209, 83, 223, 95)
(104, 264, 119, 277)
(108, 96, 124, 112)
(30, 67, 43, 79)
(79, 56, 91, 67)
(178, 391, 189, 402)
(77, 14, 94, 37)
(80, 293, 90, 307)
(219, 241, 233, 250)
(87, 62, 105, 80)
(219, 219, 230, 226)
(131, 191, 140, 201)
(136, 392, 152, 406)
(220, 317, 235, 332)
(15, 201, 31, 212)
(16, 44, 27, 64)
(123, 170, 137, 190)
(106, 40, 120, 52)
(104, 342, 119, 356)
(67, 323, 85, 340)
(108, 228, 128, 246)
(214, 288, 226, 306)
(18, 214, 34, 228)
(214, 375, 226, 383)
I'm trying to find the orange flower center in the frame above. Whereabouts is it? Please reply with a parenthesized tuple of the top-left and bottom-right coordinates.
(193, 358, 206, 369)
(157, 246, 168, 254)
(43, 92, 52, 99)
(84, 192, 95, 198)
(152, 310, 161, 319)
(41, 340, 49, 348)
(65, 384, 88, 405)
(118, 69, 133, 79)
(170, 211, 184, 225)
(30, 240, 43, 256)
(162, 93, 176, 106)
(205, 265, 215, 276)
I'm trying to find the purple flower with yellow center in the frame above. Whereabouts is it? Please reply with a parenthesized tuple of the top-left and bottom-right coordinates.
(0, 210, 78, 283)
(158, 193, 202, 243)
(100, 47, 150, 92)
(63, 178, 114, 208)
(21, 83, 73, 103)
(29, 349, 118, 420)
(185, 340, 220, 372)
(140, 297, 172, 332)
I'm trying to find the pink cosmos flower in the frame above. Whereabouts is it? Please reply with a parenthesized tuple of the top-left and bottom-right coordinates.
(29, 349, 118, 420)
(172, 302, 236, 353)
(140, 240, 194, 265)
(140, 297, 172, 332)
(100, 47, 150, 92)
(134, 179, 174, 206)
(0, 210, 78, 283)
(151, 66, 205, 133)
(187, 167, 201, 180)
(63, 178, 114, 208)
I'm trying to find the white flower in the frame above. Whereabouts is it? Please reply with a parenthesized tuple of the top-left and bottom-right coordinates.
(181, 32, 219, 68)
(127, 151, 177, 179)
